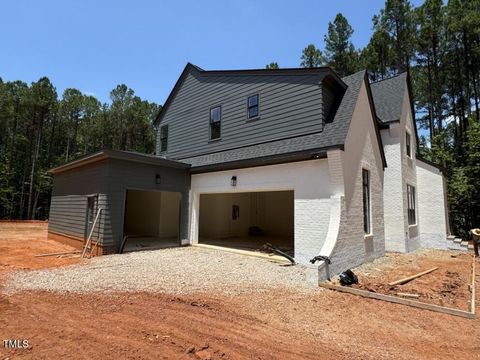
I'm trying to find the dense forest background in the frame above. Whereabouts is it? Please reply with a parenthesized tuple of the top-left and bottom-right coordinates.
(0, 0, 479, 237)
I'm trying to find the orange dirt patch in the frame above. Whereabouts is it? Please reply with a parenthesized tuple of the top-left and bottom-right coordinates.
(0, 224, 479, 359)
(0, 222, 80, 276)
(350, 250, 473, 311)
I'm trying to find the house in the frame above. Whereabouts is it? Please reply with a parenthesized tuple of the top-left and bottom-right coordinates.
(47, 64, 449, 280)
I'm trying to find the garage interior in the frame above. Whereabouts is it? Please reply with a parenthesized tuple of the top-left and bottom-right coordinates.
(123, 189, 181, 252)
(198, 191, 294, 255)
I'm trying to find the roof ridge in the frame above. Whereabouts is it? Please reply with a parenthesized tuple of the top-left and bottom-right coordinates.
(370, 71, 407, 85)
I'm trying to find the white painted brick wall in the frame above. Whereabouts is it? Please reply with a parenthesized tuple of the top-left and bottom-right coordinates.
(326, 80, 385, 275)
(190, 160, 333, 265)
(381, 88, 422, 253)
(416, 160, 448, 249)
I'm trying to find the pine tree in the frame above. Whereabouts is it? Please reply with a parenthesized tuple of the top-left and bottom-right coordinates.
(300, 44, 325, 68)
(324, 13, 359, 76)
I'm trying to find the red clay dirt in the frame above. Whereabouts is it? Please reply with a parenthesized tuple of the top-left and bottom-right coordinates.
(350, 251, 473, 310)
(1, 223, 479, 360)
(0, 222, 80, 276)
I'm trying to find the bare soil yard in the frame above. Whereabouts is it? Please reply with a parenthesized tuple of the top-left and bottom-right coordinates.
(1, 222, 479, 360)
(349, 250, 473, 310)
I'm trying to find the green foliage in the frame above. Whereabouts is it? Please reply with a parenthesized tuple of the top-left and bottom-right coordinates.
(324, 13, 359, 77)
(265, 62, 279, 69)
(361, 15, 395, 81)
(0, 78, 159, 219)
(300, 44, 325, 68)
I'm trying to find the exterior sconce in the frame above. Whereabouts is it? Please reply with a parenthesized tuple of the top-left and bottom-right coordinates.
(155, 174, 161, 184)
(231, 176, 237, 187)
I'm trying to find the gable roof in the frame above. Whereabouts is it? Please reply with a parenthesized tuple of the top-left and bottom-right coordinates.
(154, 63, 346, 126)
(370, 72, 408, 124)
(183, 69, 371, 170)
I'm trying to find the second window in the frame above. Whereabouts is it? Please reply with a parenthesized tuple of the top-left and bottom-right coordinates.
(247, 94, 259, 119)
(210, 106, 222, 140)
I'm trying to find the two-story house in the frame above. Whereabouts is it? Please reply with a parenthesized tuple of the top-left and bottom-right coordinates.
(47, 63, 449, 281)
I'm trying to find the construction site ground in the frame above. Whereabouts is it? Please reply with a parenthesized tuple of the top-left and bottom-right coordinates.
(349, 249, 473, 311)
(1, 222, 479, 360)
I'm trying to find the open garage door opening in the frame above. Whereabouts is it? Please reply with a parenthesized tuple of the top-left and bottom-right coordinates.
(122, 189, 181, 252)
(199, 191, 294, 256)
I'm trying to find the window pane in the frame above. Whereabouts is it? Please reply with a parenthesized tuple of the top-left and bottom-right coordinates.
(210, 106, 221, 123)
(160, 125, 168, 151)
(248, 95, 258, 107)
(248, 106, 258, 118)
(407, 185, 416, 225)
(362, 169, 370, 234)
(406, 133, 411, 156)
(210, 122, 221, 139)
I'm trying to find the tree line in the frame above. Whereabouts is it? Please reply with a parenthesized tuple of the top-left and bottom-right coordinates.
(1, 0, 479, 237)
(267, 0, 479, 237)
(0, 78, 159, 220)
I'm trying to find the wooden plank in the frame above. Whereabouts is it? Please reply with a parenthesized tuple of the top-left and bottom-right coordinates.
(319, 282, 475, 319)
(388, 267, 439, 286)
(471, 254, 476, 314)
(396, 292, 420, 299)
(192, 243, 290, 264)
(35, 250, 81, 257)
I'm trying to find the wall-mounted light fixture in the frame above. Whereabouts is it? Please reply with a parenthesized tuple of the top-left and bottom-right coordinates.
(231, 176, 237, 187)
(155, 174, 161, 184)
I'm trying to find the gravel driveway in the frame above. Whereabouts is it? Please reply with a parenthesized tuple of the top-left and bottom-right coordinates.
(5, 247, 316, 296)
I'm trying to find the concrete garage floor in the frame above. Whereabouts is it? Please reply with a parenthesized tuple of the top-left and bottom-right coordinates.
(198, 236, 294, 256)
(122, 236, 179, 253)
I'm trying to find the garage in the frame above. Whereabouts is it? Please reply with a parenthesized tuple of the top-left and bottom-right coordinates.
(198, 191, 294, 255)
(122, 189, 181, 252)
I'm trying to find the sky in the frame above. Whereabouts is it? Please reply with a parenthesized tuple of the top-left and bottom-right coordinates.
(0, 0, 424, 105)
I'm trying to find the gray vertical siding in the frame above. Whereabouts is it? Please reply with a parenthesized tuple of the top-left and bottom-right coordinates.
(157, 71, 330, 159)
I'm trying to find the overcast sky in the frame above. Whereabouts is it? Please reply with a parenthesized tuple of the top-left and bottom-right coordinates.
(0, 0, 423, 105)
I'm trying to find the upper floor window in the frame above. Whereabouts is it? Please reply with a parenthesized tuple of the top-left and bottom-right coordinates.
(247, 94, 259, 119)
(160, 125, 168, 152)
(407, 184, 416, 225)
(362, 169, 371, 234)
(210, 106, 222, 140)
(406, 132, 412, 157)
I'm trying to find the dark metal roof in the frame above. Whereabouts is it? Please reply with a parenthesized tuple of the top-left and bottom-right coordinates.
(370, 72, 408, 123)
(49, 149, 190, 174)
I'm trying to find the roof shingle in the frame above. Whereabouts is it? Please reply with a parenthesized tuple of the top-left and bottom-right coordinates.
(370, 72, 407, 123)
(181, 70, 366, 169)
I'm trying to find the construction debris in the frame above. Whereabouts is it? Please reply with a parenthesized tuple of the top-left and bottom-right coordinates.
(388, 267, 439, 286)
(35, 250, 81, 258)
(396, 292, 420, 299)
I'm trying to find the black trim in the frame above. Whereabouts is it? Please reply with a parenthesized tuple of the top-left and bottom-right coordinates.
(416, 155, 446, 175)
(247, 94, 259, 119)
(160, 124, 168, 152)
(189, 148, 330, 174)
(405, 71, 421, 156)
(364, 72, 388, 169)
(175, 130, 340, 161)
(209, 105, 222, 140)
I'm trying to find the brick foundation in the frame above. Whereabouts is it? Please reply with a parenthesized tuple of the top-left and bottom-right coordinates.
(48, 231, 116, 256)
